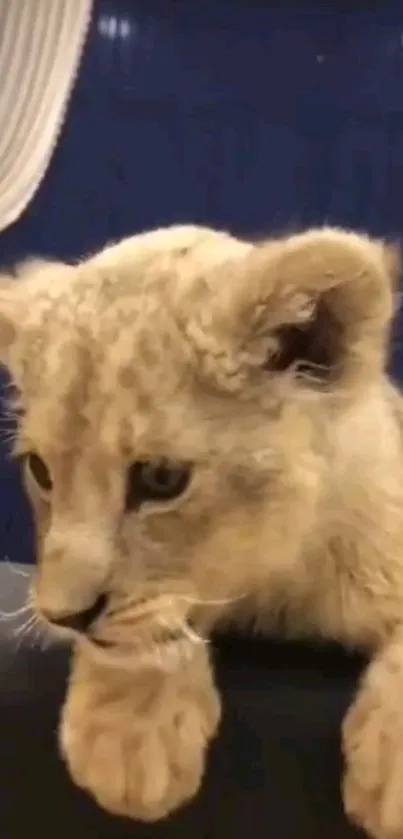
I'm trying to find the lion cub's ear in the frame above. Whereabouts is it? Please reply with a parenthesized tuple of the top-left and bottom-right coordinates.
(203, 228, 399, 392)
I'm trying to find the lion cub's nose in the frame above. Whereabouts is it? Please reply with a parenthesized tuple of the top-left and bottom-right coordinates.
(43, 593, 107, 633)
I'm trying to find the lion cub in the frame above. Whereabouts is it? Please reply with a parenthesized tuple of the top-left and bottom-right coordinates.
(0, 224, 402, 837)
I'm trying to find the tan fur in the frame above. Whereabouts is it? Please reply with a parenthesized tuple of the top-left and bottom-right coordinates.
(1, 223, 403, 835)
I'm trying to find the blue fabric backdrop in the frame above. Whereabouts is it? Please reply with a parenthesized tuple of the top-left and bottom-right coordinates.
(1, 0, 403, 563)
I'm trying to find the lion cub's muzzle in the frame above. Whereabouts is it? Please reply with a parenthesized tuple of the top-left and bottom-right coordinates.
(42, 592, 108, 634)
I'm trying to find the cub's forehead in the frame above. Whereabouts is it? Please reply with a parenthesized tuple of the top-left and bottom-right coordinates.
(17, 224, 249, 353)
(13, 225, 250, 455)
(25, 223, 248, 323)
(91, 224, 246, 271)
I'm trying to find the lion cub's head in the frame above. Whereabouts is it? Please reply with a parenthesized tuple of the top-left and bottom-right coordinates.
(0, 224, 397, 665)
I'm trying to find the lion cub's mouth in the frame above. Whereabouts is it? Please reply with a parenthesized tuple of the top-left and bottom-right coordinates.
(82, 591, 206, 664)
(93, 627, 184, 650)
(83, 624, 202, 670)
(83, 610, 205, 668)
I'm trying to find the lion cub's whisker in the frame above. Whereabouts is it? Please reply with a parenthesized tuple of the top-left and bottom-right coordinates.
(108, 591, 246, 622)
(156, 614, 207, 647)
(0, 602, 32, 622)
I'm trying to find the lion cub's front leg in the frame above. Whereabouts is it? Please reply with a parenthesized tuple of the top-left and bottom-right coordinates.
(343, 626, 403, 839)
(59, 644, 221, 821)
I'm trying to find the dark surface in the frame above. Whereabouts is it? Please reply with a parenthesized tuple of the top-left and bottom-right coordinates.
(0, 565, 366, 839)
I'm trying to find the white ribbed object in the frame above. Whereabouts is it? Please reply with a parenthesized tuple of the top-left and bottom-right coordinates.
(0, 0, 93, 232)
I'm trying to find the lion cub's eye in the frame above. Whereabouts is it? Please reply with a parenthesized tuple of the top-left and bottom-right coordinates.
(125, 461, 190, 510)
(26, 453, 53, 493)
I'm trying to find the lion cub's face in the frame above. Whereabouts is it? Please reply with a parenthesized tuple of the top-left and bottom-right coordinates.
(0, 224, 396, 665)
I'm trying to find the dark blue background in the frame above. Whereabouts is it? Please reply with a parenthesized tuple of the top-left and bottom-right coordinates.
(1, 0, 403, 563)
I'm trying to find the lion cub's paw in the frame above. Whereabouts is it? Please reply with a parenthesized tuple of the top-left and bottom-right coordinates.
(60, 684, 221, 821)
(343, 671, 403, 839)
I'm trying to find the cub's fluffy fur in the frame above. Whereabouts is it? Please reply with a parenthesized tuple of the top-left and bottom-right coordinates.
(1, 224, 403, 836)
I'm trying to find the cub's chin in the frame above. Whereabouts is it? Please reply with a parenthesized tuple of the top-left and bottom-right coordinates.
(77, 631, 204, 673)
